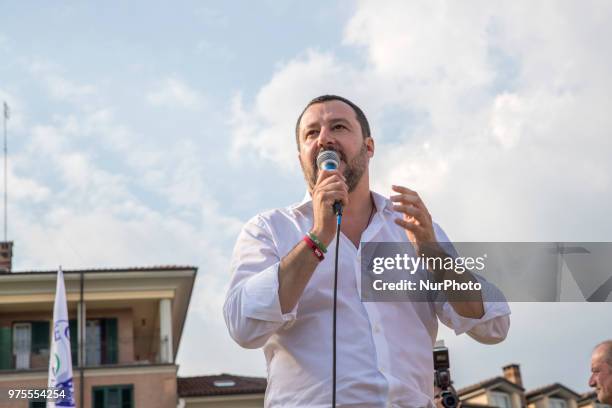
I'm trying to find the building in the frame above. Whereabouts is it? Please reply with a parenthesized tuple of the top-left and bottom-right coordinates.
(458, 364, 610, 408)
(458, 364, 525, 408)
(525, 383, 582, 408)
(0, 243, 197, 408)
(578, 392, 609, 408)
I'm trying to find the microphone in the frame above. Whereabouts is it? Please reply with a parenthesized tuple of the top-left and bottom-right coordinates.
(316, 150, 343, 216)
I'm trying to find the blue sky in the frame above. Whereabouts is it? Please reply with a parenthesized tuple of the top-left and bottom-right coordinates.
(1, 0, 611, 394)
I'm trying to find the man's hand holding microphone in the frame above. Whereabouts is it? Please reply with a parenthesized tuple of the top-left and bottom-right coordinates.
(278, 150, 347, 313)
(310, 150, 348, 247)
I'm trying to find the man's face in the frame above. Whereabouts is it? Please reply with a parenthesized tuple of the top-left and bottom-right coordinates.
(589, 346, 612, 404)
(297, 100, 374, 192)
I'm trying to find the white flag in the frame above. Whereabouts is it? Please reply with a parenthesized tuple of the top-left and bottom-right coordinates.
(47, 267, 76, 407)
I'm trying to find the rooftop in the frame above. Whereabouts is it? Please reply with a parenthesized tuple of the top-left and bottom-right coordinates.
(178, 374, 267, 397)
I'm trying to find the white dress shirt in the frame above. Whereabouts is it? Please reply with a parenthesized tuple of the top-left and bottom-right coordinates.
(224, 192, 511, 408)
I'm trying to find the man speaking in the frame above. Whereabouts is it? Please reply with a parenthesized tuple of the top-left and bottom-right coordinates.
(224, 95, 510, 407)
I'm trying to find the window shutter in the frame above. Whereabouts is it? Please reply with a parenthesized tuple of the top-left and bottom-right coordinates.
(0, 326, 12, 369)
(31, 321, 50, 354)
(69, 319, 78, 365)
(92, 388, 105, 408)
(121, 387, 133, 408)
(104, 318, 118, 364)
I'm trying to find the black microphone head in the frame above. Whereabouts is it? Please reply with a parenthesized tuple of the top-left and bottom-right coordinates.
(316, 150, 340, 171)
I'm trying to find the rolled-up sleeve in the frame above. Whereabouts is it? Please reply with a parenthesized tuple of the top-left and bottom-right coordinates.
(433, 263, 511, 344)
(435, 290, 511, 344)
(433, 223, 511, 344)
(223, 216, 298, 349)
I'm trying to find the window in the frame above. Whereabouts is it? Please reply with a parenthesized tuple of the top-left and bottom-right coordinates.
(13, 323, 31, 369)
(549, 398, 567, 408)
(87, 320, 102, 365)
(490, 391, 512, 408)
(92, 385, 133, 408)
(13, 321, 52, 369)
(1, 321, 50, 370)
(69, 318, 118, 366)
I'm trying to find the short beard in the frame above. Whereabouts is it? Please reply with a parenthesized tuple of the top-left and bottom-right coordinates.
(301, 142, 368, 193)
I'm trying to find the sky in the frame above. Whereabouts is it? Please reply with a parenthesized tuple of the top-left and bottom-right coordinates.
(1, 0, 611, 395)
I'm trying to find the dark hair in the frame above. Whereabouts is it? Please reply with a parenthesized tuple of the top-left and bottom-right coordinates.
(294, 95, 371, 150)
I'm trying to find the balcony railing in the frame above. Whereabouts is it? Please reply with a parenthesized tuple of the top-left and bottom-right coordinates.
(1, 334, 171, 371)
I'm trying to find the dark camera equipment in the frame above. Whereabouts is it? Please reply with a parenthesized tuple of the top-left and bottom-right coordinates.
(434, 342, 459, 408)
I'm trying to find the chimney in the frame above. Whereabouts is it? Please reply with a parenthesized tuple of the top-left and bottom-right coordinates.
(0, 241, 13, 272)
(503, 364, 523, 388)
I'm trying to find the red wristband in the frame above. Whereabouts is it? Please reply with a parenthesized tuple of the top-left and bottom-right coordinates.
(303, 235, 325, 261)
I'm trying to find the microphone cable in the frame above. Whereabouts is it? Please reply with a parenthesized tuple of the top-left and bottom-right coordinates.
(332, 207, 342, 408)
(330, 196, 373, 407)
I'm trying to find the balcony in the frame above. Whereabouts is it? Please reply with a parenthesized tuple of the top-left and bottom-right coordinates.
(1, 301, 175, 373)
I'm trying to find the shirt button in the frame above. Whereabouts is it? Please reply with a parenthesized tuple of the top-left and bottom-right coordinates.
(373, 324, 380, 333)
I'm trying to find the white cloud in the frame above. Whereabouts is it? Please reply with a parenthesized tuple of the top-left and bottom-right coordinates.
(229, 50, 373, 168)
(27, 60, 99, 105)
(28, 124, 67, 155)
(6, 162, 50, 202)
(344, 1, 493, 88)
(45, 75, 97, 102)
(147, 77, 205, 110)
(490, 93, 525, 149)
(7, 71, 239, 274)
(230, 1, 612, 242)
(17, 206, 196, 269)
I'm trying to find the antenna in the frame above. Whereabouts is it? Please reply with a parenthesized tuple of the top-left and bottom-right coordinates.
(3, 101, 8, 242)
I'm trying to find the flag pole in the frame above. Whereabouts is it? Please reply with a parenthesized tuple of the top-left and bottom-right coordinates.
(48, 266, 76, 407)
(80, 270, 84, 407)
